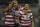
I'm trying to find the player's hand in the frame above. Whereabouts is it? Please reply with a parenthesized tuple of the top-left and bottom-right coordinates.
(12, 1, 14, 4)
(19, 23, 22, 26)
(13, 0, 17, 3)
(26, 10, 31, 12)
(25, 10, 31, 13)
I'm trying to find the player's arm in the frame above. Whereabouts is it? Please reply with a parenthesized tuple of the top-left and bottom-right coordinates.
(7, 0, 17, 9)
(17, 16, 20, 23)
(7, 1, 14, 9)
(30, 10, 34, 27)
(7, 0, 18, 9)
(17, 16, 22, 26)
(32, 18, 34, 27)
(27, 10, 34, 27)
(29, 10, 34, 27)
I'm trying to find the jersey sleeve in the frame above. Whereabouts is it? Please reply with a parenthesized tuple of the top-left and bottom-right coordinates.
(30, 13, 33, 19)
(18, 11, 22, 17)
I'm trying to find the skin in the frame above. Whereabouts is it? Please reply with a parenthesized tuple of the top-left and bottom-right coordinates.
(7, 0, 18, 10)
(7, 1, 34, 27)
(14, 2, 19, 8)
(17, 4, 34, 27)
(24, 4, 31, 12)
(7, 1, 14, 9)
(24, 4, 29, 10)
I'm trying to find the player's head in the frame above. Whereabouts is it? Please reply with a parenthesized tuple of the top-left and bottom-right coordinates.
(14, 1, 18, 8)
(24, 4, 29, 10)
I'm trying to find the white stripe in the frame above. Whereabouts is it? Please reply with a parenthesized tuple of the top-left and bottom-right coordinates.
(5, 22, 14, 24)
(22, 23, 31, 25)
(31, 16, 33, 18)
(5, 13, 7, 14)
(21, 18, 30, 20)
(22, 24, 28, 25)
(19, 7, 24, 10)
(21, 7, 24, 9)
(20, 11, 24, 14)
(30, 13, 32, 15)
(6, 15, 13, 17)
(18, 14, 20, 15)
(6, 19, 16, 21)
(21, 21, 31, 22)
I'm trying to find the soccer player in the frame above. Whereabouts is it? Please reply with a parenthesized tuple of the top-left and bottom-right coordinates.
(4, 0, 16, 27)
(13, 1, 24, 27)
(17, 4, 34, 27)
(13, 2, 20, 27)
(4, 0, 24, 27)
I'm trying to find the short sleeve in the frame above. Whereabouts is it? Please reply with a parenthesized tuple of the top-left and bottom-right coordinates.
(18, 11, 22, 16)
(30, 13, 33, 19)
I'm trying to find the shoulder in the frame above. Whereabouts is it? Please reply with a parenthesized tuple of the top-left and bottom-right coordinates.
(19, 10, 24, 14)
(28, 10, 33, 15)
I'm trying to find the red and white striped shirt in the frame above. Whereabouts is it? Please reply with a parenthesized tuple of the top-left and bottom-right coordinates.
(14, 9, 20, 23)
(14, 6, 24, 23)
(18, 5, 24, 11)
(19, 10, 33, 26)
(5, 9, 16, 26)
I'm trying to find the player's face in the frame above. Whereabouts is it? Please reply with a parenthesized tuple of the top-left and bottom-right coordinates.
(14, 3, 18, 8)
(24, 4, 29, 10)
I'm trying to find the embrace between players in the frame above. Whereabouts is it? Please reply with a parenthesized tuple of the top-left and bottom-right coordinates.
(4, 0, 34, 27)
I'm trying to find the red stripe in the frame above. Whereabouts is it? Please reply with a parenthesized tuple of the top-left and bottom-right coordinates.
(5, 20, 16, 22)
(14, 9, 19, 11)
(14, 15, 18, 17)
(5, 24, 15, 25)
(28, 24, 31, 26)
(18, 12, 21, 15)
(21, 22, 28, 24)
(6, 17, 16, 19)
